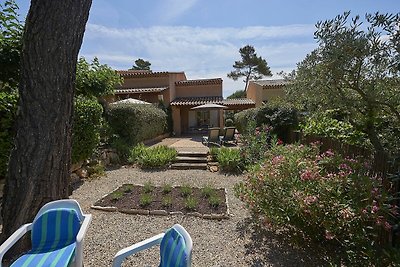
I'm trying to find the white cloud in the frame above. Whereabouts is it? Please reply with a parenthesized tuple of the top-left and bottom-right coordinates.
(81, 23, 317, 96)
(156, 0, 199, 23)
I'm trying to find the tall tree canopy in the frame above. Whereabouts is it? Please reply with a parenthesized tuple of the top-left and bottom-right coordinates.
(1, 0, 92, 244)
(130, 58, 151, 70)
(76, 57, 123, 98)
(227, 90, 246, 99)
(227, 45, 272, 91)
(286, 12, 400, 155)
(0, 0, 23, 89)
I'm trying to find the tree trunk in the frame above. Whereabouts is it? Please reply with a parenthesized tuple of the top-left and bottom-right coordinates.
(1, 0, 92, 246)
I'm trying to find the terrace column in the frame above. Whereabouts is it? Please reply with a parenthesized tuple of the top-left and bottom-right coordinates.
(219, 109, 224, 128)
(172, 106, 182, 136)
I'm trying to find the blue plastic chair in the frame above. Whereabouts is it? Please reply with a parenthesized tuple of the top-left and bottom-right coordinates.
(0, 199, 92, 267)
(112, 224, 193, 267)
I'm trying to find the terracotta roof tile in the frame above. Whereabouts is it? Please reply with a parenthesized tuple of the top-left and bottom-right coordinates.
(117, 70, 184, 78)
(170, 96, 223, 106)
(252, 79, 289, 88)
(115, 87, 168, 94)
(175, 78, 222, 86)
(223, 98, 255, 105)
(170, 96, 255, 106)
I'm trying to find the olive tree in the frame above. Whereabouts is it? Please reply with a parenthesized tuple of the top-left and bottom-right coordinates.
(286, 12, 400, 155)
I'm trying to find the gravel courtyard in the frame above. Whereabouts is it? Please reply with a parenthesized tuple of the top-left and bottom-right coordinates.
(71, 167, 327, 267)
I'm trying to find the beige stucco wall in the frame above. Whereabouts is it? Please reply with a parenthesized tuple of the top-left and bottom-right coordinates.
(262, 87, 285, 103)
(246, 82, 263, 107)
(121, 76, 169, 88)
(175, 83, 222, 98)
(168, 72, 187, 102)
(247, 82, 285, 107)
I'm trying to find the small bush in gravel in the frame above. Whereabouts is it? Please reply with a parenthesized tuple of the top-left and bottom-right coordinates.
(143, 181, 154, 193)
(209, 195, 221, 208)
(122, 184, 134, 193)
(180, 185, 192, 197)
(139, 194, 153, 207)
(162, 183, 173, 194)
(111, 191, 123, 201)
(162, 196, 173, 207)
(184, 196, 198, 211)
(201, 185, 215, 198)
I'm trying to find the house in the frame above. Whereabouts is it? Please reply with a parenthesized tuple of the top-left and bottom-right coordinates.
(112, 70, 255, 136)
(246, 79, 288, 107)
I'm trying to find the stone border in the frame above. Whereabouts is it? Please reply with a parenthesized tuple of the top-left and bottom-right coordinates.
(90, 184, 230, 220)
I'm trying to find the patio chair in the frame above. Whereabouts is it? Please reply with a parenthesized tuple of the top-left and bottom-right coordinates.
(0, 199, 92, 267)
(202, 127, 221, 147)
(112, 224, 192, 267)
(219, 127, 237, 145)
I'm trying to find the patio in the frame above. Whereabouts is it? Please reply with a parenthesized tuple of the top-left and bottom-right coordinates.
(71, 167, 326, 266)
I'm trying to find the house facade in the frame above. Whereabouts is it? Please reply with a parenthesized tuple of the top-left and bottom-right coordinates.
(112, 70, 255, 136)
(246, 79, 288, 107)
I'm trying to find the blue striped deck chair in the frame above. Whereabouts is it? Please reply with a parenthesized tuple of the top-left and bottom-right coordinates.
(0, 199, 92, 267)
(112, 224, 193, 267)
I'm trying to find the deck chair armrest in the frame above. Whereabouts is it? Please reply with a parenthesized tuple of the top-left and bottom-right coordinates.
(112, 233, 164, 267)
(74, 214, 92, 267)
(0, 223, 32, 262)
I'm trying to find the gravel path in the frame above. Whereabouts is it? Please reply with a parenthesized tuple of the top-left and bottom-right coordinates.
(71, 167, 326, 267)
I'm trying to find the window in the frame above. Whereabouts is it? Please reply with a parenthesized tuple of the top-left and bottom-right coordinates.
(196, 111, 210, 127)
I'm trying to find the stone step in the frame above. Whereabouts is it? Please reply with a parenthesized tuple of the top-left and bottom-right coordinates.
(170, 163, 208, 170)
(177, 151, 208, 157)
(174, 156, 208, 163)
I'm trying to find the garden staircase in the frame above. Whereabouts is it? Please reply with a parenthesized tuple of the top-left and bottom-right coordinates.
(170, 151, 208, 170)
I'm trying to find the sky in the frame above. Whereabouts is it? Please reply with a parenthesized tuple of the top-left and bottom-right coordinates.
(14, 0, 399, 97)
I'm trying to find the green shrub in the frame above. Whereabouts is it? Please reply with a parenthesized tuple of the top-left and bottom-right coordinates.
(234, 107, 258, 133)
(127, 143, 146, 164)
(184, 196, 198, 210)
(0, 91, 18, 178)
(139, 193, 152, 207)
(110, 191, 123, 201)
(72, 96, 103, 164)
(216, 147, 243, 173)
(110, 138, 133, 163)
(235, 105, 298, 143)
(162, 183, 173, 194)
(209, 147, 219, 161)
(255, 105, 298, 143)
(122, 184, 134, 193)
(162, 195, 173, 207)
(302, 111, 371, 148)
(235, 143, 398, 265)
(107, 103, 166, 146)
(239, 121, 274, 169)
(225, 118, 234, 127)
(137, 145, 177, 169)
(209, 195, 221, 208)
(143, 181, 154, 193)
(180, 184, 192, 197)
(201, 185, 215, 198)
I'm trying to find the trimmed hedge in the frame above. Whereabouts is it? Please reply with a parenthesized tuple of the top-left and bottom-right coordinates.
(72, 96, 103, 164)
(107, 103, 167, 146)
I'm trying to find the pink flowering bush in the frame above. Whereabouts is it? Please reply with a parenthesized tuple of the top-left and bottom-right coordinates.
(235, 143, 398, 265)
